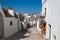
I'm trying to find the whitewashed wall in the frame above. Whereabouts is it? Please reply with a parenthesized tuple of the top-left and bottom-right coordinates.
(18, 20, 21, 31)
(37, 20, 41, 33)
(52, 0, 60, 40)
(42, 0, 60, 40)
(4, 17, 18, 37)
(22, 20, 27, 29)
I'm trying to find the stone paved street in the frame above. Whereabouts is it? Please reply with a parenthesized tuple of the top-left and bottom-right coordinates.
(20, 27, 41, 40)
(1, 27, 46, 40)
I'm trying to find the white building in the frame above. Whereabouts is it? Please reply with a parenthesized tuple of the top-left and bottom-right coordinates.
(18, 13, 27, 30)
(42, 0, 60, 40)
(0, 6, 19, 38)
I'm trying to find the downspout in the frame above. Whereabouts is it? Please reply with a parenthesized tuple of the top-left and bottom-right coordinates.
(48, 24, 51, 40)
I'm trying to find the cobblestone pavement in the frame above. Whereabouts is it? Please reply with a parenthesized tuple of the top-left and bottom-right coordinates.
(1, 27, 46, 40)
(20, 27, 41, 40)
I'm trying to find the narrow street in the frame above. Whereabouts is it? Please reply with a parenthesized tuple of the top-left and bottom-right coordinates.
(1, 27, 46, 40)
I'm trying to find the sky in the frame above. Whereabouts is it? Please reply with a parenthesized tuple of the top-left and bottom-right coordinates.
(1, 0, 42, 14)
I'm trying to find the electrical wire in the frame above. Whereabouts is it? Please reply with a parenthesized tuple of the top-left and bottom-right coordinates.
(0, 0, 16, 12)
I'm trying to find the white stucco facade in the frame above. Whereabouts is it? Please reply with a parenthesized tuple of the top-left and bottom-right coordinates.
(18, 20, 21, 31)
(42, 0, 60, 40)
(24, 20, 27, 29)
(4, 17, 18, 37)
(37, 20, 41, 33)
(0, 6, 20, 37)
(0, 6, 28, 38)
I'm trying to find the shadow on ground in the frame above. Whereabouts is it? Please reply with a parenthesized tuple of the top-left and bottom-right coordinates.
(3, 29, 30, 40)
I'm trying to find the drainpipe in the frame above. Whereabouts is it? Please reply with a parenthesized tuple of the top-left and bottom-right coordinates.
(48, 24, 51, 40)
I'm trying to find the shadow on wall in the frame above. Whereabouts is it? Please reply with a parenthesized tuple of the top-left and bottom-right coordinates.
(21, 22, 24, 30)
(3, 29, 30, 40)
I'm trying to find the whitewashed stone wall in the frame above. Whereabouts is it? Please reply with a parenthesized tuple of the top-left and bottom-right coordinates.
(4, 17, 18, 37)
(42, 0, 60, 40)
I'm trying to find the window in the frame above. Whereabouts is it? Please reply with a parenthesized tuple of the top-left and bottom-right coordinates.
(10, 21, 13, 26)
